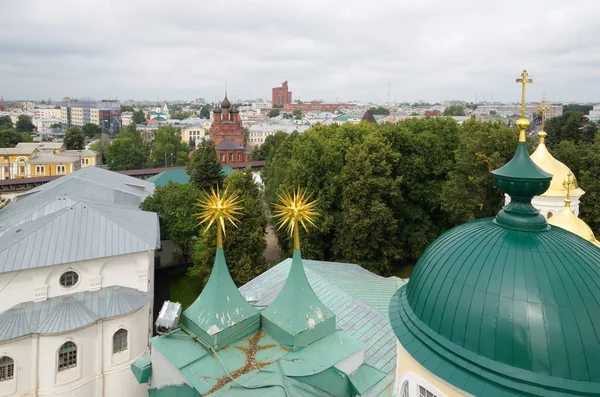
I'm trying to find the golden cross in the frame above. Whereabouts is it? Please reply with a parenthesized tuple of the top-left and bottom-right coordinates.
(536, 95, 552, 131)
(563, 172, 574, 198)
(516, 70, 532, 118)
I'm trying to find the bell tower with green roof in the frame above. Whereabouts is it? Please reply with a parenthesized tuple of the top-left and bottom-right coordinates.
(181, 187, 260, 349)
(261, 189, 336, 351)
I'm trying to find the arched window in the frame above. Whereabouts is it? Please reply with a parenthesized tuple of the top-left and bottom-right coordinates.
(229, 153, 234, 161)
(56, 165, 66, 174)
(113, 329, 128, 353)
(400, 381, 409, 397)
(58, 342, 77, 371)
(0, 356, 14, 381)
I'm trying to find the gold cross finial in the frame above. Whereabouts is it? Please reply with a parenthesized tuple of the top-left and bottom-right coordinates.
(273, 188, 318, 250)
(516, 70, 532, 118)
(536, 95, 552, 131)
(563, 172, 575, 199)
(194, 186, 242, 248)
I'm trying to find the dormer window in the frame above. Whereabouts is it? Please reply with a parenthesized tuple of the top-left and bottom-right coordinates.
(59, 271, 79, 288)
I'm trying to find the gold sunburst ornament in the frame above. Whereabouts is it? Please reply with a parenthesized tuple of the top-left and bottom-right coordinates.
(273, 188, 318, 250)
(194, 187, 242, 248)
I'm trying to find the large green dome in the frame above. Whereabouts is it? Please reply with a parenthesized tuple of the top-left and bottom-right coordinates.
(389, 141, 600, 396)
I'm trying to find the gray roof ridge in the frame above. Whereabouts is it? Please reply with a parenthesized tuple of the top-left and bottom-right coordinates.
(0, 207, 70, 253)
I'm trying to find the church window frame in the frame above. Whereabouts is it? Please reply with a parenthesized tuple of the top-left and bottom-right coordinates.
(419, 385, 437, 397)
(0, 356, 14, 381)
(113, 329, 128, 353)
(35, 165, 45, 175)
(400, 381, 409, 397)
(59, 270, 79, 288)
(220, 154, 226, 162)
(229, 153, 234, 162)
(56, 165, 66, 175)
(57, 342, 77, 371)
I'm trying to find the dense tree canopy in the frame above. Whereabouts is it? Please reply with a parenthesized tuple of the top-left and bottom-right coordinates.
(63, 127, 85, 150)
(189, 169, 268, 285)
(82, 123, 102, 138)
(252, 131, 287, 161)
(120, 105, 134, 112)
(443, 105, 466, 116)
(0, 125, 31, 147)
(0, 116, 12, 128)
(263, 118, 520, 274)
(369, 106, 391, 116)
(545, 112, 596, 147)
(141, 182, 201, 263)
(186, 139, 223, 190)
(132, 109, 146, 124)
(199, 104, 212, 119)
(146, 125, 190, 167)
(268, 109, 280, 118)
(15, 115, 35, 133)
(105, 125, 148, 170)
(89, 135, 110, 163)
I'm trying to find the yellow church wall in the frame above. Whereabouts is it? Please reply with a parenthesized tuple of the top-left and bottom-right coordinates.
(396, 342, 471, 397)
(29, 162, 78, 177)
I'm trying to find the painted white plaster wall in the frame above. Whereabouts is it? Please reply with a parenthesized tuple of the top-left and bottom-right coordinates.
(0, 304, 151, 397)
(0, 251, 154, 313)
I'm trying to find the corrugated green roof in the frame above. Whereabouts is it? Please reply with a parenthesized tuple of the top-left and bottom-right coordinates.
(147, 169, 191, 187)
(182, 248, 260, 348)
(260, 250, 336, 351)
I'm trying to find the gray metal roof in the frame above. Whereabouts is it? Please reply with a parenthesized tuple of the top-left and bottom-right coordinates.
(15, 142, 64, 150)
(214, 139, 244, 151)
(240, 259, 403, 397)
(0, 286, 152, 341)
(0, 200, 159, 273)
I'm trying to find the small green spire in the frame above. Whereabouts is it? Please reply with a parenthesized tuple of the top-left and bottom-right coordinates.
(262, 189, 335, 350)
(182, 248, 259, 349)
(261, 250, 336, 351)
(183, 187, 259, 348)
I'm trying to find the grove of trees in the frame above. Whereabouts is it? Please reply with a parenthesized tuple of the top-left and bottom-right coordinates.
(261, 118, 538, 275)
(63, 127, 85, 150)
(0, 116, 32, 147)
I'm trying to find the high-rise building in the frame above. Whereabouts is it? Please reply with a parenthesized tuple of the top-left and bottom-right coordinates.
(272, 81, 292, 107)
(61, 99, 121, 136)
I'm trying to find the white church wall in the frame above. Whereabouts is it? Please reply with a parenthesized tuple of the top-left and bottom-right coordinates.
(0, 336, 31, 397)
(0, 251, 154, 313)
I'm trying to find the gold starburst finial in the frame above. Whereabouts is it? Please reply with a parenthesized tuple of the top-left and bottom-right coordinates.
(515, 70, 533, 142)
(194, 186, 242, 248)
(273, 188, 318, 250)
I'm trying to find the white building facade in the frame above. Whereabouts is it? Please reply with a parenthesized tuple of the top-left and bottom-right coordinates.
(0, 168, 159, 397)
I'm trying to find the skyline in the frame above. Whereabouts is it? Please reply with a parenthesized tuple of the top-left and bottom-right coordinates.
(2, 0, 600, 103)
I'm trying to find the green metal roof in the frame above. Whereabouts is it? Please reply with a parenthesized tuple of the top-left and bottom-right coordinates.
(221, 166, 234, 177)
(260, 250, 336, 351)
(182, 248, 260, 349)
(147, 169, 190, 187)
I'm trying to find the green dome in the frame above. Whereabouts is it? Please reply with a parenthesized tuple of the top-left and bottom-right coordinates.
(389, 140, 600, 396)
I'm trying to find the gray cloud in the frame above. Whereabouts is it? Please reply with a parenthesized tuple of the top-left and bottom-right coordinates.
(1, 0, 599, 103)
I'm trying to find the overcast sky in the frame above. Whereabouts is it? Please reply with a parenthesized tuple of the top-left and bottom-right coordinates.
(2, 0, 599, 103)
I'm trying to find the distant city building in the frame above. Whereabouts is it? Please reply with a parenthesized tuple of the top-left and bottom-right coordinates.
(61, 99, 121, 136)
(272, 81, 293, 107)
(588, 105, 600, 122)
(181, 124, 207, 146)
(477, 103, 562, 118)
(285, 102, 351, 112)
(210, 94, 251, 164)
(0, 142, 100, 181)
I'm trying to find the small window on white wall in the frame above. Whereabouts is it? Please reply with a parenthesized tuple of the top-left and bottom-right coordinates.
(59, 271, 79, 288)
(0, 356, 14, 381)
(113, 329, 128, 353)
(419, 385, 438, 397)
(58, 342, 77, 371)
(400, 381, 409, 397)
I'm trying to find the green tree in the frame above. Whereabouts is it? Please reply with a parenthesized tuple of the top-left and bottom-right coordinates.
(50, 123, 61, 129)
(443, 105, 466, 116)
(562, 104, 593, 115)
(282, 113, 293, 119)
(105, 133, 147, 171)
(252, 131, 288, 161)
(133, 109, 147, 124)
(89, 135, 111, 163)
(545, 111, 588, 147)
(441, 120, 520, 225)
(120, 105, 134, 112)
(268, 109, 280, 118)
(63, 127, 85, 150)
(141, 182, 201, 263)
(199, 104, 212, 119)
(15, 115, 35, 133)
(0, 126, 31, 147)
(186, 140, 223, 190)
(292, 109, 303, 120)
(0, 116, 12, 128)
(334, 132, 402, 274)
(82, 123, 102, 138)
(146, 125, 190, 167)
(369, 106, 390, 116)
(189, 169, 268, 285)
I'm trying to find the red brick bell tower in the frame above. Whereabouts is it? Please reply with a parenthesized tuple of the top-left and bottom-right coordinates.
(209, 92, 249, 164)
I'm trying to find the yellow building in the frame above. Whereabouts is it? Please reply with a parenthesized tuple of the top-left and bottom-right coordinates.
(181, 124, 207, 145)
(0, 143, 100, 180)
